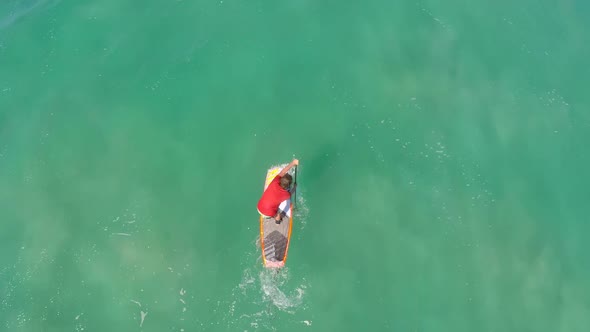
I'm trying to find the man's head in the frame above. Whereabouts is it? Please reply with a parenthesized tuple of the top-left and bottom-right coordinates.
(280, 174, 293, 189)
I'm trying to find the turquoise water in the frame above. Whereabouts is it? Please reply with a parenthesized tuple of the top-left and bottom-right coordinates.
(1, 0, 590, 331)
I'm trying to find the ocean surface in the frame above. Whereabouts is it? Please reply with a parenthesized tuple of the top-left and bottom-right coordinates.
(1, 0, 590, 331)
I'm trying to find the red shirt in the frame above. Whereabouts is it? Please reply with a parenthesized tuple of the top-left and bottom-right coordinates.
(257, 176, 291, 216)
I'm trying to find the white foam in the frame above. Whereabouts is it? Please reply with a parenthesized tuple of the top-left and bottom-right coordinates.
(259, 269, 304, 311)
(140, 311, 147, 327)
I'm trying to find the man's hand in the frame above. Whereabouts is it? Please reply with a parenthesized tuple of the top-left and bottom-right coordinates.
(278, 158, 299, 177)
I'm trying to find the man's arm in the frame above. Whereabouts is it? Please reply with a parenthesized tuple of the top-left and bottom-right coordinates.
(278, 159, 299, 177)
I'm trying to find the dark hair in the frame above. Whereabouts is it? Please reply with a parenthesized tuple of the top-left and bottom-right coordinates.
(280, 174, 292, 189)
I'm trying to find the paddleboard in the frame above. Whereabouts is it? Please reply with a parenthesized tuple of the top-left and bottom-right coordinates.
(259, 164, 296, 268)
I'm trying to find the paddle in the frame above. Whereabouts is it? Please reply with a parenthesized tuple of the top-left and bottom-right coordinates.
(292, 165, 298, 210)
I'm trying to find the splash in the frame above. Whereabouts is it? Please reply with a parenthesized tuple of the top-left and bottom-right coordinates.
(223, 260, 308, 330)
(259, 268, 304, 312)
(139, 311, 147, 327)
(293, 193, 310, 232)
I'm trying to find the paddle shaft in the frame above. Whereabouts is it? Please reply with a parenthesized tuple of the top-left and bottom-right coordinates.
(292, 165, 298, 209)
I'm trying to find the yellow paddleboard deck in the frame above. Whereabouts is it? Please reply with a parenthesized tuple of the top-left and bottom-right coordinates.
(259, 164, 295, 268)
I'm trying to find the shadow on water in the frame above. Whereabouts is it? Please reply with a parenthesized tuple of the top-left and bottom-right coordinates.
(0, 0, 62, 30)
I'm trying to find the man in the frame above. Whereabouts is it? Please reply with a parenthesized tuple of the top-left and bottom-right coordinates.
(257, 159, 299, 223)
